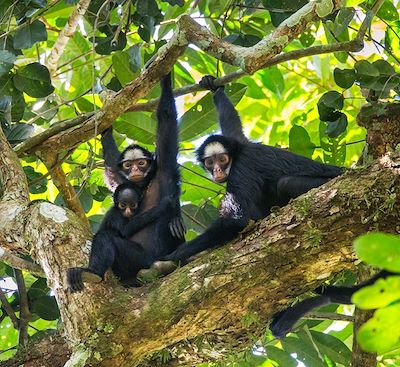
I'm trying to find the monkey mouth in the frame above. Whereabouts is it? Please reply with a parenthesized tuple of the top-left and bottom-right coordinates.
(213, 173, 227, 183)
(129, 175, 144, 182)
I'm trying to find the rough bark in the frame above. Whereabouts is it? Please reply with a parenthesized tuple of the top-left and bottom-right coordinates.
(1, 153, 399, 366)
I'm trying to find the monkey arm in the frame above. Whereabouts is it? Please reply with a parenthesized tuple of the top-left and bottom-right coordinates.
(120, 197, 174, 238)
(162, 215, 249, 263)
(155, 73, 186, 239)
(199, 75, 247, 143)
(101, 128, 124, 190)
(101, 127, 120, 167)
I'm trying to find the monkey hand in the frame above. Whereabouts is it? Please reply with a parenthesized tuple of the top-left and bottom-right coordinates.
(168, 216, 186, 239)
(269, 310, 292, 338)
(199, 75, 223, 93)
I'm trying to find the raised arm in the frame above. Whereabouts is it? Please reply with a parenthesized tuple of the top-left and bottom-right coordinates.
(101, 127, 125, 191)
(155, 73, 186, 239)
(199, 75, 247, 143)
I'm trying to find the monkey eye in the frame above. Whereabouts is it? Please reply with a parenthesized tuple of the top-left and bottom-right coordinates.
(122, 161, 132, 169)
(118, 203, 127, 210)
(204, 157, 213, 168)
(218, 154, 229, 164)
(137, 159, 147, 167)
(131, 203, 138, 209)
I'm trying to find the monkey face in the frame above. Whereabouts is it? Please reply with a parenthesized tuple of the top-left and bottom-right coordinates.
(119, 147, 153, 183)
(121, 159, 151, 182)
(203, 153, 231, 183)
(116, 188, 140, 218)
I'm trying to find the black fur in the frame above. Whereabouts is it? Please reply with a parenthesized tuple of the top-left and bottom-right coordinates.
(162, 76, 342, 263)
(67, 182, 173, 292)
(270, 270, 393, 338)
(100, 73, 185, 261)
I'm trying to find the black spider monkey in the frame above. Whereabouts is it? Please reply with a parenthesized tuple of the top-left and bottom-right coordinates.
(67, 182, 174, 292)
(100, 73, 185, 263)
(269, 270, 394, 338)
(160, 75, 343, 264)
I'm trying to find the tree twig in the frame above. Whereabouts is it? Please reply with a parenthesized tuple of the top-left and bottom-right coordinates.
(14, 270, 31, 348)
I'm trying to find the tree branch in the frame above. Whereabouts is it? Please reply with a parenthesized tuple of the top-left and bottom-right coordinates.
(0, 247, 44, 277)
(14, 270, 31, 348)
(1, 153, 397, 365)
(46, 0, 92, 76)
(0, 287, 19, 329)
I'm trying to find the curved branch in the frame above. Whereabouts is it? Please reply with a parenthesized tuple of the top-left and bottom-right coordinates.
(46, 0, 92, 76)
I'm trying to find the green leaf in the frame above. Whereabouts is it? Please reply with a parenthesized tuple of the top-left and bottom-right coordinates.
(353, 275, 400, 309)
(260, 66, 285, 96)
(161, 0, 184, 5)
(289, 125, 316, 158)
(94, 31, 127, 55)
(136, 0, 161, 17)
(31, 295, 60, 321)
(372, 60, 395, 76)
(333, 68, 355, 89)
(0, 51, 16, 78)
(114, 112, 156, 145)
(112, 51, 137, 86)
(0, 74, 26, 122)
(357, 303, 400, 354)
(4, 123, 34, 144)
(0, 96, 12, 125)
(354, 232, 400, 272)
(179, 83, 247, 141)
(13, 20, 47, 49)
(13, 63, 54, 98)
(265, 346, 297, 367)
(319, 91, 344, 110)
(324, 112, 347, 138)
(377, 0, 398, 21)
(281, 336, 324, 366)
(308, 330, 352, 365)
(181, 203, 218, 233)
(55, 187, 93, 213)
(23, 166, 48, 194)
(334, 7, 355, 37)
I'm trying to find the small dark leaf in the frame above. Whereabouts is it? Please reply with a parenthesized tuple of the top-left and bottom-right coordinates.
(372, 60, 395, 76)
(334, 68, 356, 89)
(355, 60, 380, 87)
(0, 74, 26, 122)
(88, 214, 104, 232)
(161, 0, 184, 5)
(13, 62, 54, 98)
(31, 295, 60, 320)
(4, 123, 34, 144)
(324, 112, 347, 138)
(333, 7, 355, 37)
(23, 166, 48, 194)
(13, 20, 47, 49)
(299, 30, 315, 47)
(136, 0, 161, 17)
(0, 96, 12, 125)
(0, 51, 17, 78)
(318, 91, 344, 110)
(94, 31, 127, 55)
(106, 76, 122, 92)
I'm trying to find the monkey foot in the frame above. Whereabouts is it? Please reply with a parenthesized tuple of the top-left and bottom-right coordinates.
(137, 261, 178, 283)
(81, 271, 102, 284)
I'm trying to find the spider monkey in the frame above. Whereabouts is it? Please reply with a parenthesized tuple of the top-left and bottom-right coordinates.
(100, 73, 185, 263)
(67, 182, 174, 292)
(159, 75, 342, 264)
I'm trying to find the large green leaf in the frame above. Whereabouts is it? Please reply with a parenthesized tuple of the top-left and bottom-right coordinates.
(31, 295, 60, 321)
(353, 275, 400, 309)
(13, 63, 54, 98)
(0, 51, 16, 78)
(13, 20, 47, 49)
(114, 112, 157, 145)
(357, 303, 400, 354)
(289, 125, 316, 158)
(354, 232, 400, 272)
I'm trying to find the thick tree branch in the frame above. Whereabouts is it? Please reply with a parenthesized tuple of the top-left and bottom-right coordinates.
(1, 153, 398, 366)
(46, 0, 92, 76)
